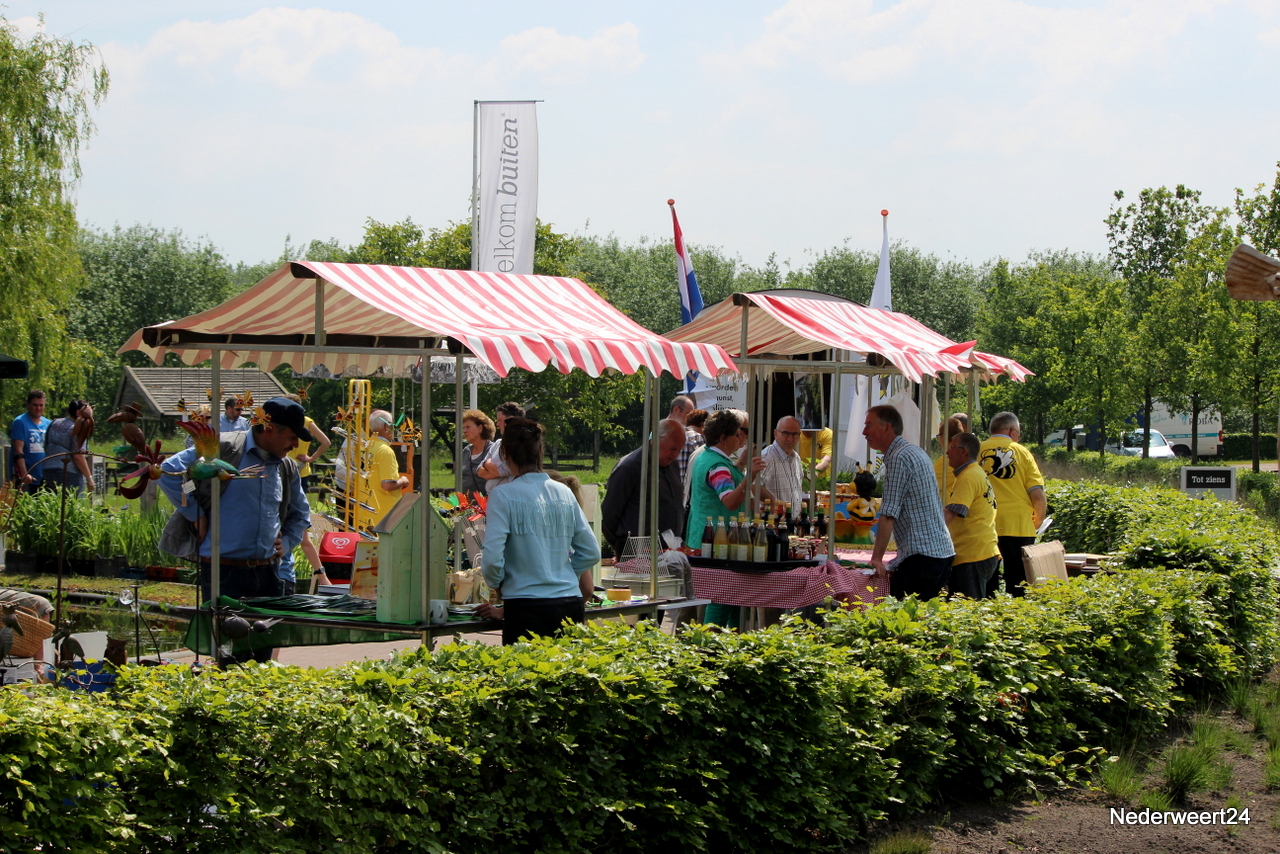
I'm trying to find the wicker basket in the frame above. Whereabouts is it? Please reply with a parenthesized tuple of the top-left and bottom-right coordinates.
(9, 609, 54, 660)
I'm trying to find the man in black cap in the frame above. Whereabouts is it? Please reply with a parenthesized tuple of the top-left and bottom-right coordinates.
(160, 397, 312, 660)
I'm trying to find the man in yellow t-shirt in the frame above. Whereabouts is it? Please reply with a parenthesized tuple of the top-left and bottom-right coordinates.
(356, 410, 409, 531)
(798, 427, 833, 475)
(942, 432, 999, 599)
(979, 411, 1047, 597)
(285, 396, 332, 493)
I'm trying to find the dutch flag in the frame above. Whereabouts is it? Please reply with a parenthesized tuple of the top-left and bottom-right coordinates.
(668, 200, 704, 325)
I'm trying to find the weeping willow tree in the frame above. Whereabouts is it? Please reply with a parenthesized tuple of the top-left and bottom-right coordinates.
(0, 17, 108, 412)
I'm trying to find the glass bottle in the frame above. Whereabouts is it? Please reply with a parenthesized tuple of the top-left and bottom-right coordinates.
(701, 516, 715, 557)
(713, 516, 729, 560)
(752, 517, 768, 562)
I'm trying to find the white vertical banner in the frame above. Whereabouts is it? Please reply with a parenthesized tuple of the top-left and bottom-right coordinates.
(472, 100, 539, 274)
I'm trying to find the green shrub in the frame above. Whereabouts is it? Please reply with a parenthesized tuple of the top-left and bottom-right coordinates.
(1222, 432, 1277, 460)
(0, 479, 1276, 851)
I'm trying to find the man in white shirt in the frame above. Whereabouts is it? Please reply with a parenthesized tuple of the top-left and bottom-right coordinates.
(760, 415, 805, 511)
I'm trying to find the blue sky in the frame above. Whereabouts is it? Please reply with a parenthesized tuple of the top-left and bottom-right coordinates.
(11, 1, 1280, 271)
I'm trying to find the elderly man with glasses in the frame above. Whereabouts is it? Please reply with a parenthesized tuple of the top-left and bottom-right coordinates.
(761, 415, 806, 512)
(979, 411, 1047, 597)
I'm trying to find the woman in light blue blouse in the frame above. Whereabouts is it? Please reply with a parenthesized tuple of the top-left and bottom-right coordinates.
(478, 417, 599, 644)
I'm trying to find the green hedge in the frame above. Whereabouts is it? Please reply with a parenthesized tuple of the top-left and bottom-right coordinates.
(1222, 431, 1277, 460)
(1, 480, 1277, 852)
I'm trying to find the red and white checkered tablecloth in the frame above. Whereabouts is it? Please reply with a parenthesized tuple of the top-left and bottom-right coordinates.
(690, 556, 891, 610)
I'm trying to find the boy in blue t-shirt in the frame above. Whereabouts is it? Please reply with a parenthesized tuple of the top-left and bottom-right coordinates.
(9, 389, 50, 492)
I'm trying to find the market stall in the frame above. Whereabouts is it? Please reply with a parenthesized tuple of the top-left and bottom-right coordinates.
(120, 261, 737, 644)
(665, 288, 1032, 603)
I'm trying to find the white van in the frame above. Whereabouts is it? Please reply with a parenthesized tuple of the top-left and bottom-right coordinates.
(1043, 405, 1222, 457)
(1142, 404, 1222, 458)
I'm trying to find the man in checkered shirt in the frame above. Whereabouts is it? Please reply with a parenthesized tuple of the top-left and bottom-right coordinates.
(864, 404, 954, 600)
(760, 415, 805, 511)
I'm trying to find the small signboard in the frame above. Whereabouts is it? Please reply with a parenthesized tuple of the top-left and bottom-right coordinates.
(1180, 466, 1236, 501)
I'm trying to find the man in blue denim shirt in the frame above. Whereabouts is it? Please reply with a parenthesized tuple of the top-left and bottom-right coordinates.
(160, 397, 311, 605)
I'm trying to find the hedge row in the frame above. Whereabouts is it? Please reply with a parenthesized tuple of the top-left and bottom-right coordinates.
(1, 480, 1277, 853)
(1223, 431, 1278, 460)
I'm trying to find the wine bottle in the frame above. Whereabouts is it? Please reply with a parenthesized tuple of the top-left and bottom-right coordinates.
(752, 516, 768, 562)
(798, 500, 811, 537)
(813, 509, 828, 539)
(701, 516, 715, 557)
(734, 515, 750, 562)
(765, 517, 778, 562)
(777, 515, 791, 561)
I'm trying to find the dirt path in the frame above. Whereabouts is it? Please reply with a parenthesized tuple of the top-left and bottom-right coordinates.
(847, 705, 1280, 853)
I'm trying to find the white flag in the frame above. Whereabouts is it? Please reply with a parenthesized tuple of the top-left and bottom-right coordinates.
(870, 209, 892, 311)
(472, 101, 539, 274)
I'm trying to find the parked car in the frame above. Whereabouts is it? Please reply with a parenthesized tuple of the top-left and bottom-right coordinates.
(1107, 429, 1177, 459)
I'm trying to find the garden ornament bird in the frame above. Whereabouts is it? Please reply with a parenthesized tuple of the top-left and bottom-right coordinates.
(106, 401, 146, 454)
(175, 420, 261, 481)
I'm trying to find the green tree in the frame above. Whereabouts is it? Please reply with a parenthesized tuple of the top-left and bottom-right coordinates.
(1106, 185, 1218, 456)
(1144, 210, 1239, 462)
(0, 18, 108, 413)
(977, 252, 1113, 441)
(1234, 163, 1280, 470)
(75, 225, 238, 408)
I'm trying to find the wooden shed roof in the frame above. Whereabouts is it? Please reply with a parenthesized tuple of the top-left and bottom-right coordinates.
(113, 367, 289, 419)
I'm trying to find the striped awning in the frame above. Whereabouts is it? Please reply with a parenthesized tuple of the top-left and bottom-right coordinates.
(665, 290, 1030, 383)
(119, 262, 736, 380)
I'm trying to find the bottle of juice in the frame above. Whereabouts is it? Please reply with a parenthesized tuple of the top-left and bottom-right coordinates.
(700, 516, 715, 557)
(714, 516, 729, 559)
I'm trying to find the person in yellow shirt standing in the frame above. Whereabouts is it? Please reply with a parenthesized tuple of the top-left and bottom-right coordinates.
(798, 426, 833, 477)
(285, 393, 332, 494)
(979, 411, 1047, 597)
(942, 432, 1000, 599)
(357, 409, 409, 531)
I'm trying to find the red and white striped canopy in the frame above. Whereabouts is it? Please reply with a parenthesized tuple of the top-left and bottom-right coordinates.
(666, 291, 960, 381)
(120, 262, 737, 380)
(665, 291, 1030, 383)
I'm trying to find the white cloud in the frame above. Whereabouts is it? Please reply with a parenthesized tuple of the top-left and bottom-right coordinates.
(723, 0, 1228, 86)
(8, 15, 44, 38)
(103, 8, 461, 94)
(497, 23, 645, 85)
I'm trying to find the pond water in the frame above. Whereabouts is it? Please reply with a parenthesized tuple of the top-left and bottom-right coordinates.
(62, 601, 190, 658)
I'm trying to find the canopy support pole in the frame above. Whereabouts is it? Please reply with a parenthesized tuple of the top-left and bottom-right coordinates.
(313, 280, 326, 347)
(941, 373, 952, 508)
(646, 370, 661, 600)
(638, 373, 653, 540)
(827, 361, 843, 557)
(210, 357, 221, 606)
(453, 354, 465, 582)
(740, 306, 755, 515)
(421, 355, 432, 633)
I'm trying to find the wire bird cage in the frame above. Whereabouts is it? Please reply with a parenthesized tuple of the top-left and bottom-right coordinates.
(612, 535, 679, 580)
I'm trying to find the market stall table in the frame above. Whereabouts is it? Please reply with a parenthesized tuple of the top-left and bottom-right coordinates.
(182, 594, 690, 656)
(689, 554, 892, 612)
